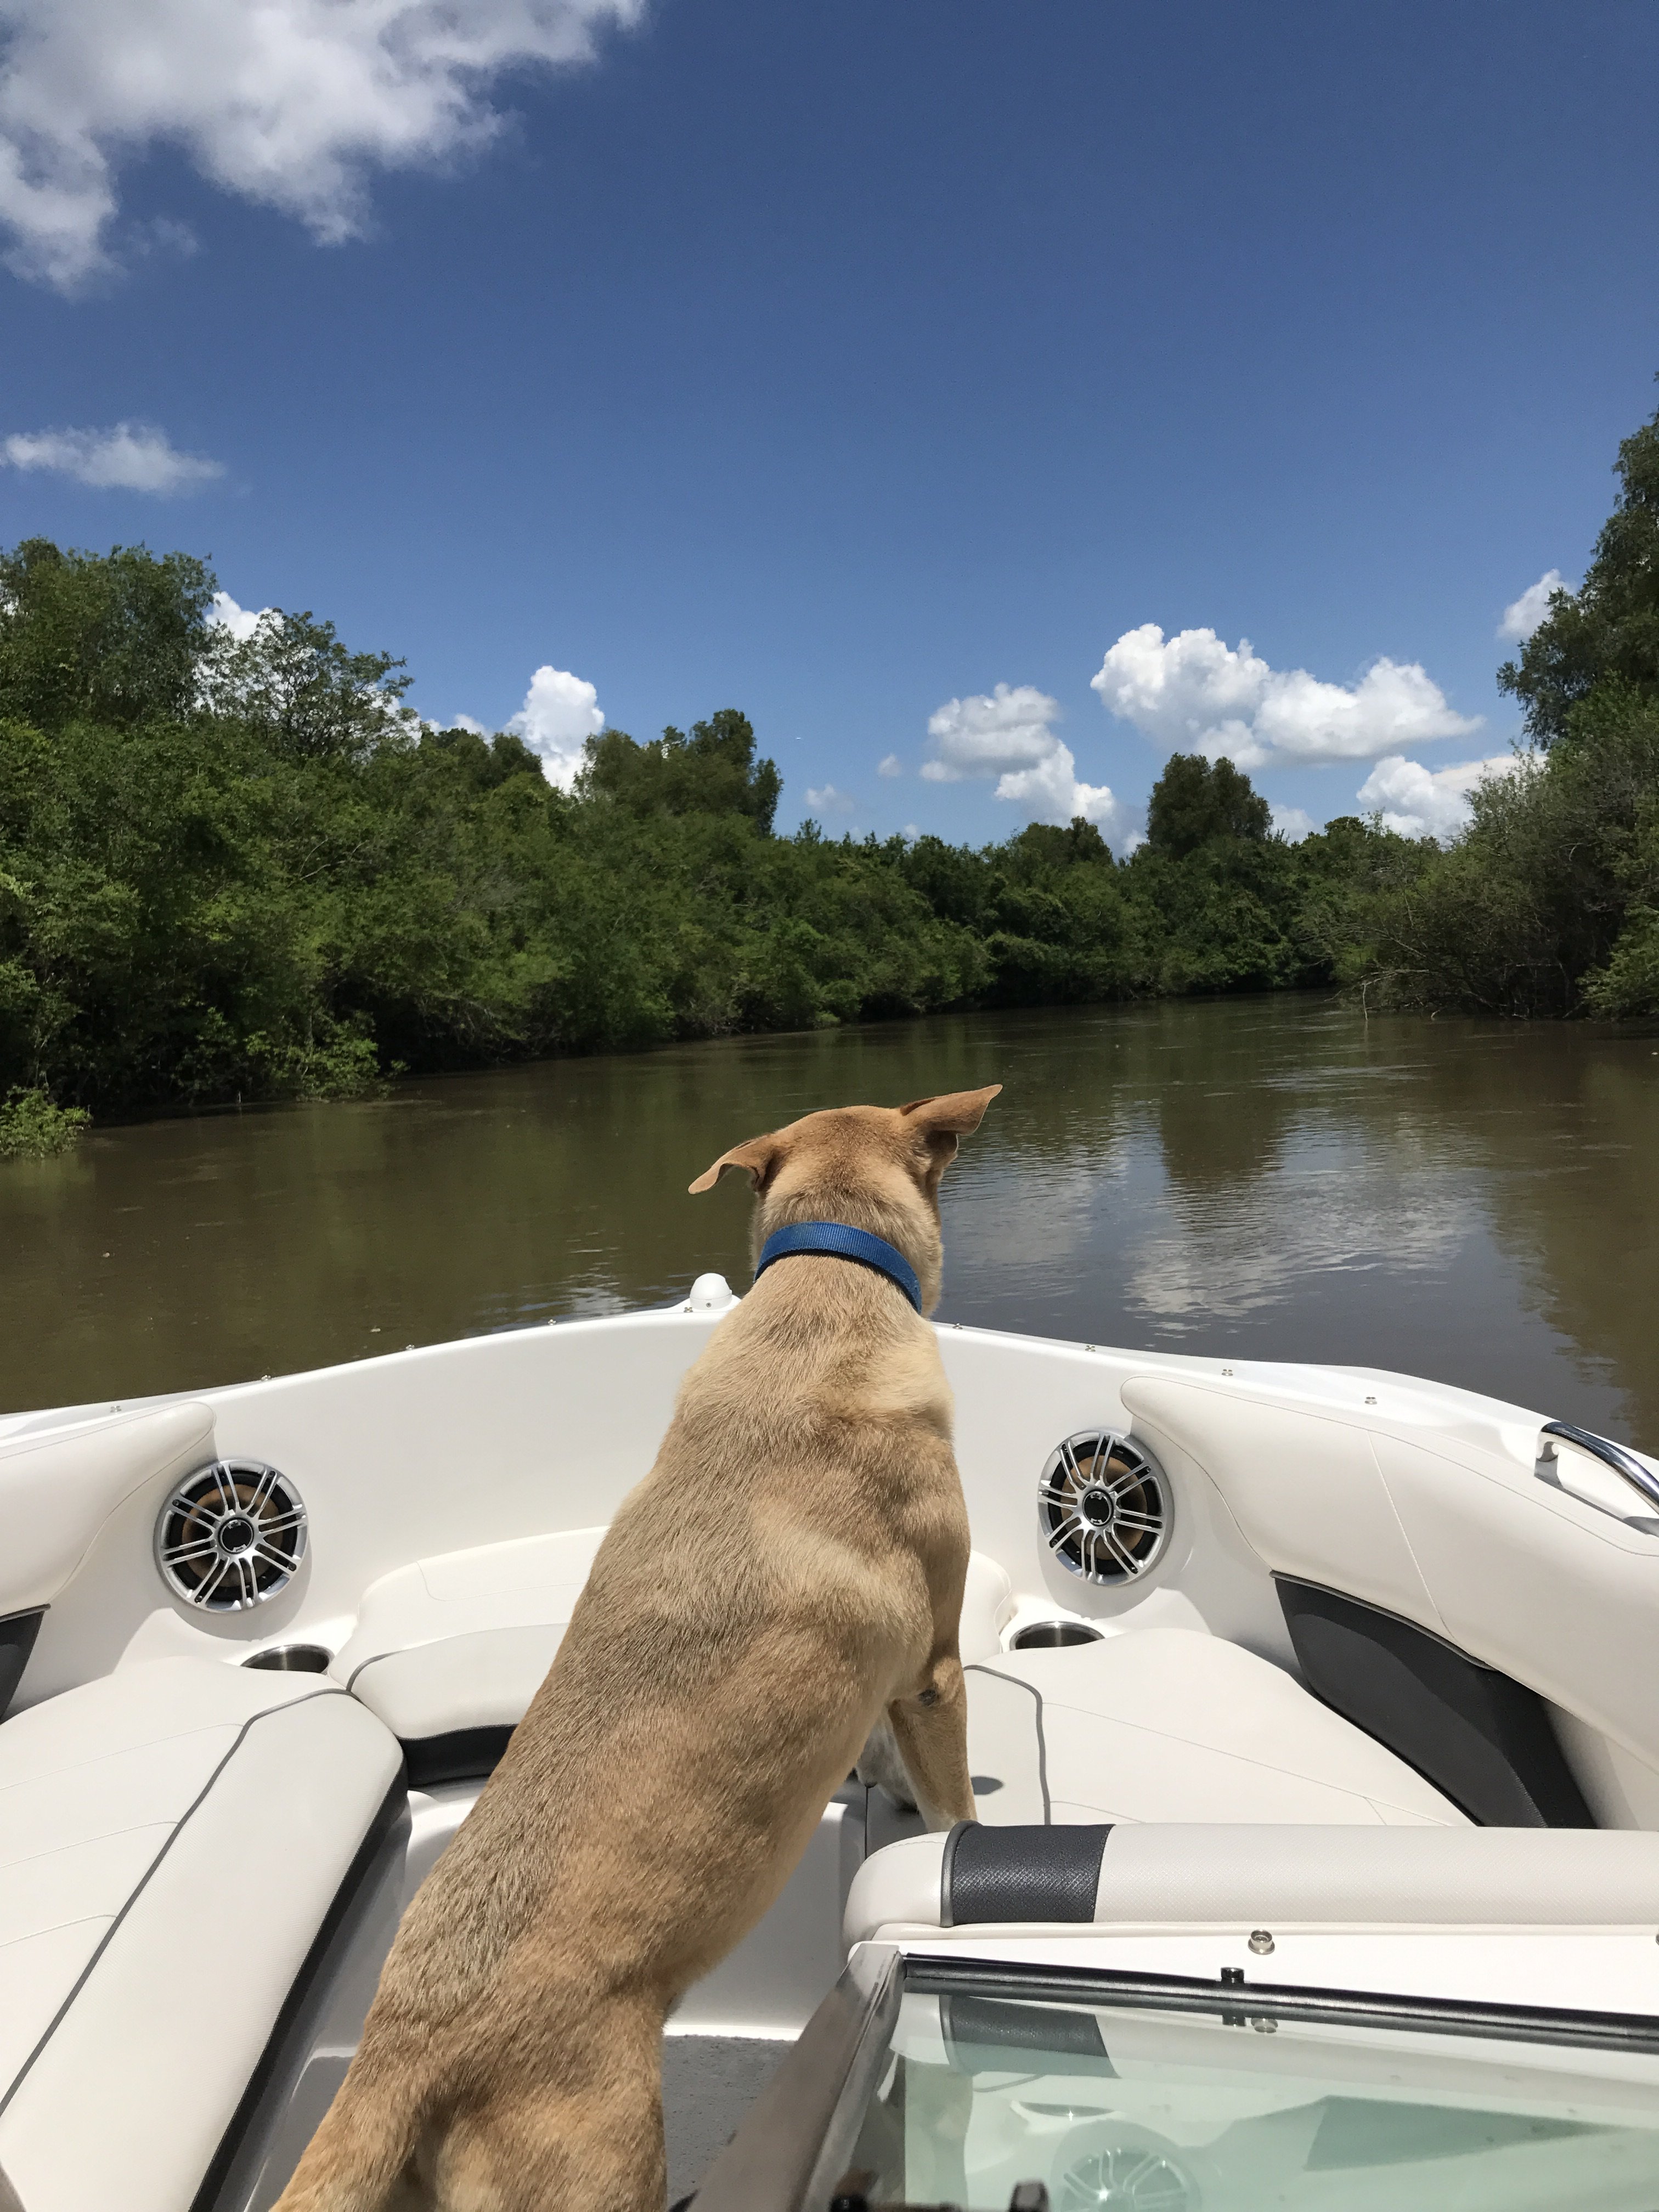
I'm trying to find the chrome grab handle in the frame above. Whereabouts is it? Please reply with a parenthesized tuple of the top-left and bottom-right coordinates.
(1538, 1419, 1659, 1517)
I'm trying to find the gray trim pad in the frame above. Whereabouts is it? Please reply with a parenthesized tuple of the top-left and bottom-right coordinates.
(942, 1820, 1113, 1926)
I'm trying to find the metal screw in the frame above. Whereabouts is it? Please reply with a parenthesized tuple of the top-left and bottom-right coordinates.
(1249, 1929, 1275, 1955)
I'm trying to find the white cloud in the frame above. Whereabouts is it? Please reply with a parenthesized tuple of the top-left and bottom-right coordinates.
(0, 0, 641, 293)
(877, 753, 902, 777)
(2, 420, 223, 491)
(923, 681, 1131, 844)
(805, 782, 855, 815)
(1355, 753, 1517, 842)
(1091, 624, 1480, 772)
(1271, 804, 1317, 843)
(207, 588, 266, 640)
(506, 663, 604, 787)
(1498, 569, 1569, 644)
(447, 712, 489, 735)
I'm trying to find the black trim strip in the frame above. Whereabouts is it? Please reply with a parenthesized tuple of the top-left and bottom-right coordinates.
(964, 1663, 1050, 1822)
(0, 1608, 44, 1723)
(1276, 1576, 1594, 1828)
(190, 1765, 410, 2212)
(903, 1955, 1659, 2053)
(0, 1685, 347, 2118)
(403, 1724, 514, 1787)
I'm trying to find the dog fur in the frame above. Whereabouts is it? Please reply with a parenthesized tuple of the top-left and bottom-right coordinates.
(270, 1086, 998, 2212)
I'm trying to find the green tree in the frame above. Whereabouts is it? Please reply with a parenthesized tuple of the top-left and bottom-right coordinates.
(1146, 753, 1272, 857)
(1500, 388, 1659, 746)
(199, 605, 414, 760)
(0, 539, 215, 734)
(580, 709, 782, 832)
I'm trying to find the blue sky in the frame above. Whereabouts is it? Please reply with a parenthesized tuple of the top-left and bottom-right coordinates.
(1, 0, 1656, 847)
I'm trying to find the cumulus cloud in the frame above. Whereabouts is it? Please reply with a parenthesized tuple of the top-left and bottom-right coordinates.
(877, 753, 902, 777)
(2, 419, 223, 491)
(1091, 624, 1480, 772)
(1271, 804, 1317, 843)
(506, 663, 605, 787)
(1498, 569, 1570, 644)
(1356, 753, 1517, 842)
(207, 588, 266, 640)
(923, 682, 1131, 843)
(0, 0, 641, 292)
(805, 782, 854, 815)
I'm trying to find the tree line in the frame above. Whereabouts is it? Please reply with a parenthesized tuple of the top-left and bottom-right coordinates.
(1, 388, 1654, 1139)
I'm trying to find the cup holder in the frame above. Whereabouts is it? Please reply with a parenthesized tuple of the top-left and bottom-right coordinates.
(1011, 1619, 1104, 1650)
(242, 1643, 332, 1672)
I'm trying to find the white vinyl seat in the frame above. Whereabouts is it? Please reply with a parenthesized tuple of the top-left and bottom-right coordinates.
(847, 1820, 1659, 1946)
(964, 1630, 1467, 1827)
(331, 1534, 1014, 1745)
(330, 1526, 610, 1741)
(0, 1657, 402, 2212)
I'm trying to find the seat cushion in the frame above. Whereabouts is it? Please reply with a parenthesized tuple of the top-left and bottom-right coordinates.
(0, 1657, 401, 2212)
(331, 1526, 609, 1740)
(334, 1533, 1013, 1743)
(964, 1629, 1466, 1827)
(847, 1821, 1659, 1945)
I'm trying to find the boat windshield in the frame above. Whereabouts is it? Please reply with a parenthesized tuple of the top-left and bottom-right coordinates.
(837, 1970, 1659, 2212)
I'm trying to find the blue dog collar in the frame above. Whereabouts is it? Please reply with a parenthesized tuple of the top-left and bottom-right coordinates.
(754, 1222, 922, 1312)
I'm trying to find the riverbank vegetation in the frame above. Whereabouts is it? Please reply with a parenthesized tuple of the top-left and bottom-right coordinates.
(1, 393, 1654, 1121)
(0, 1087, 88, 1159)
(1357, 390, 1659, 1018)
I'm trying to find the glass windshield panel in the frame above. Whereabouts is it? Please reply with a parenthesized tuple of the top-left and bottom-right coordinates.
(843, 1986, 1659, 2211)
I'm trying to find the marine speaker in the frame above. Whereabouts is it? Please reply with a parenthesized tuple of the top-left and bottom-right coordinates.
(1055, 2142, 1197, 2212)
(1039, 1430, 1170, 1585)
(154, 1460, 308, 1611)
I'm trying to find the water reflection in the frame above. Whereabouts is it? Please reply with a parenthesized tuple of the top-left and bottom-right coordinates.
(1, 998, 1654, 1447)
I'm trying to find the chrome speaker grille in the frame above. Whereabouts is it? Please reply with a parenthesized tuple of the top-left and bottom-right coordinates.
(154, 1460, 308, 1611)
(1056, 2143, 1196, 2212)
(1039, 1429, 1171, 1585)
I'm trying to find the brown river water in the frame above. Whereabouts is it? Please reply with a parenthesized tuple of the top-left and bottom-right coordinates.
(3, 996, 1657, 1448)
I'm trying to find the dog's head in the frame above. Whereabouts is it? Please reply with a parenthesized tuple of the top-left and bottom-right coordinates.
(689, 1087, 1001, 1314)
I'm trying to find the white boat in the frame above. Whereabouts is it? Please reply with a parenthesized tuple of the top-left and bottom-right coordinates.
(3, 1273, 1659, 2211)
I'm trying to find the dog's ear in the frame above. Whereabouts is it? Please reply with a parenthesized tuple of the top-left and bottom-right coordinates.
(899, 1085, 1002, 1136)
(688, 1132, 785, 1195)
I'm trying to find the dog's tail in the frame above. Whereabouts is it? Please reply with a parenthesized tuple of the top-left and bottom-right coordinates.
(268, 2055, 435, 2212)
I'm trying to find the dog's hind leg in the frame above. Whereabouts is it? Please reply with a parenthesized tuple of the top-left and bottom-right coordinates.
(886, 1654, 976, 1832)
(435, 1998, 667, 2212)
(270, 2046, 433, 2212)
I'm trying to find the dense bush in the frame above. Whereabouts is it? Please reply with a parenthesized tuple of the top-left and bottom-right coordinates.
(0, 1087, 88, 1159)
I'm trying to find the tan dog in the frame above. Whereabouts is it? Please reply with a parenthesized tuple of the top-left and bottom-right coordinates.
(273, 1087, 998, 2212)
